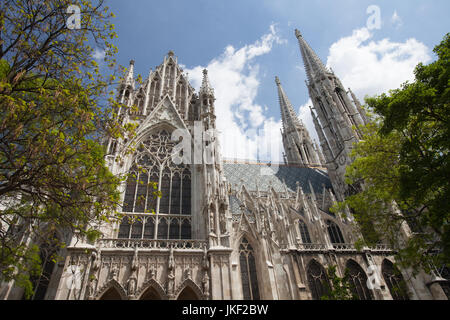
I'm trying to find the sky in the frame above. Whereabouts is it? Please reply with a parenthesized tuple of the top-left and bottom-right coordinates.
(100, 0, 450, 162)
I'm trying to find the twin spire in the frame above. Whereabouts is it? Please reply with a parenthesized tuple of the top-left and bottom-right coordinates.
(295, 29, 329, 83)
(276, 76, 322, 166)
(275, 76, 303, 131)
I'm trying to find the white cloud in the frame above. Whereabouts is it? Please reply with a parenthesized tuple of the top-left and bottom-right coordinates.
(391, 10, 403, 29)
(326, 27, 430, 100)
(185, 25, 430, 163)
(184, 24, 285, 162)
(298, 99, 318, 142)
(299, 27, 431, 144)
(93, 48, 106, 61)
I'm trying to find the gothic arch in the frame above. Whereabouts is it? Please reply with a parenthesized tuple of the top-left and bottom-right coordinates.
(306, 259, 330, 300)
(175, 279, 204, 300)
(326, 219, 345, 244)
(137, 279, 168, 300)
(345, 259, 373, 300)
(298, 218, 312, 243)
(123, 123, 178, 172)
(235, 232, 259, 252)
(236, 211, 259, 241)
(95, 279, 128, 300)
(238, 237, 261, 300)
(381, 259, 409, 300)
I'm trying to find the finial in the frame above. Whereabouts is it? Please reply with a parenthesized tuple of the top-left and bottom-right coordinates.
(275, 76, 280, 85)
(295, 29, 302, 39)
(168, 50, 174, 57)
(129, 59, 135, 66)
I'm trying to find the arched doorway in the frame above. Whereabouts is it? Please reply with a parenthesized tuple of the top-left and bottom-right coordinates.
(99, 287, 122, 300)
(177, 286, 199, 300)
(140, 287, 162, 300)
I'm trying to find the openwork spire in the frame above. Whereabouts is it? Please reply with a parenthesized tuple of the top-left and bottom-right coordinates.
(200, 69, 214, 96)
(276, 77, 321, 166)
(123, 59, 135, 88)
(275, 76, 303, 132)
(295, 29, 328, 83)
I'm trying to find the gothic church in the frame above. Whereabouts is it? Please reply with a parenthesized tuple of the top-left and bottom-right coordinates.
(3, 30, 448, 300)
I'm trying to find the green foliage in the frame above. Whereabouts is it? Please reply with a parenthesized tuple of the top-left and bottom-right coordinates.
(0, 0, 142, 296)
(320, 266, 356, 300)
(332, 33, 450, 274)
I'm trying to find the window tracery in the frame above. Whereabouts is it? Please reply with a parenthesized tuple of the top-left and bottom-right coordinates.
(298, 220, 311, 243)
(118, 129, 191, 240)
(345, 260, 372, 300)
(239, 238, 260, 300)
(306, 260, 329, 300)
(381, 259, 409, 300)
(326, 220, 344, 244)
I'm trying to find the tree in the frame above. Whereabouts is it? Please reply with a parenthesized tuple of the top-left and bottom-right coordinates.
(320, 265, 356, 300)
(0, 0, 143, 298)
(332, 33, 450, 274)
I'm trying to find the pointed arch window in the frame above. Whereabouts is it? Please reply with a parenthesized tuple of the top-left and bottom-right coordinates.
(326, 220, 345, 244)
(298, 220, 311, 243)
(26, 234, 59, 300)
(381, 260, 409, 300)
(118, 129, 192, 240)
(239, 238, 260, 300)
(438, 266, 450, 299)
(335, 88, 350, 114)
(317, 99, 328, 119)
(99, 287, 122, 300)
(306, 260, 330, 300)
(345, 260, 373, 300)
(123, 90, 130, 105)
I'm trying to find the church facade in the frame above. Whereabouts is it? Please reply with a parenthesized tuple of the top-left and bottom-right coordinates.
(2, 30, 448, 300)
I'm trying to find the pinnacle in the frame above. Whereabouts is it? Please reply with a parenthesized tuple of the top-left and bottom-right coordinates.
(275, 76, 281, 85)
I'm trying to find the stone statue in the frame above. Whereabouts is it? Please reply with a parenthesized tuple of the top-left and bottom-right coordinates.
(202, 271, 210, 299)
(110, 265, 119, 281)
(127, 276, 137, 296)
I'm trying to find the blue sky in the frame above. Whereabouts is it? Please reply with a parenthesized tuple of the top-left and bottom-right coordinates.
(103, 0, 449, 161)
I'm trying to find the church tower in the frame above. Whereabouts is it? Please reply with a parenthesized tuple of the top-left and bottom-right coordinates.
(295, 29, 369, 200)
(276, 76, 322, 166)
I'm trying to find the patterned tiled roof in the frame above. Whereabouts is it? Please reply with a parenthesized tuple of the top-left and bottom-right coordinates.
(223, 162, 331, 195)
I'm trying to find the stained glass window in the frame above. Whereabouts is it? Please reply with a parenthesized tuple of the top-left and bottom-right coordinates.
(118, 129, 192, 239)
(345, 260, 373, 300)
(239, 238, 260, 300)
(381, 259, 409, 300)
(326, 220, 345, 244)
(298, 220, 311, 243)
(306, 260, 329, 300)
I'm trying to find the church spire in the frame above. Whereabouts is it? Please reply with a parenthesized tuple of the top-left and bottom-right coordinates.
(200, 69, 214, 96)
(296, 29, 366, 200)
(275, 76, 321, 166)
(276, 76, 304, 132)
(295, 29, 328, 83)
(123, 59, 135, 88)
